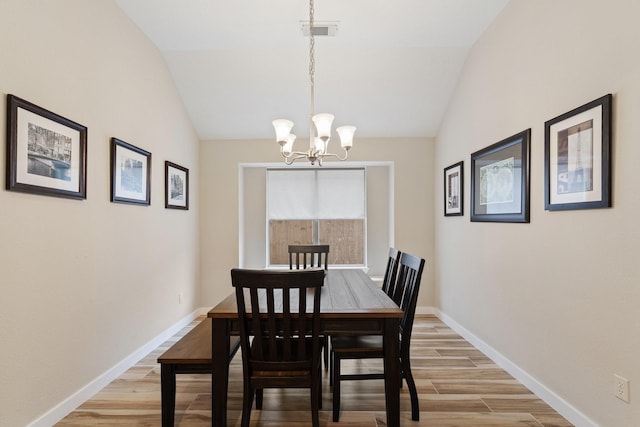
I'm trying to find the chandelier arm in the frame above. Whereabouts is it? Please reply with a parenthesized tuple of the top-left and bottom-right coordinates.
(281, 150, 310, 158)
(286, 154, 312, 165)
(281, 150, 311, 164)
(317, 149, 349, 162)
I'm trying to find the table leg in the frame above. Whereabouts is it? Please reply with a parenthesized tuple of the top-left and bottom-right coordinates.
(383, 317, 400, 427)
(160, 364, 176, 427)
(212, 318, 230, 426)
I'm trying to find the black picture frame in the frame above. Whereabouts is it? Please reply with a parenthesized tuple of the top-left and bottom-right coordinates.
(110, 137, 151, 205)
(6, 94, 87, 199)
(444, 161, 463, 216)
(165, 161, 189, 210)
(470, 129, 531, 223)
(544, 94, 612, 211)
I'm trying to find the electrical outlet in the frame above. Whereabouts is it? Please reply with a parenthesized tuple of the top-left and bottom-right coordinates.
(614, 374, 630, 403)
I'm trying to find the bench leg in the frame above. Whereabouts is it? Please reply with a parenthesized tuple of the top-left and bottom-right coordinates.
(161, 364, 176, 427)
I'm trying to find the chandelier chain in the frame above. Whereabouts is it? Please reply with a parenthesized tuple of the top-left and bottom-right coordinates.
(272, 0, 354, 165)
(309, 0, 315, 118)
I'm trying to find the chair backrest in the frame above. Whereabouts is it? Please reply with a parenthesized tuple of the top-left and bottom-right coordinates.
(391, 252, 425, 350)
(288, 244, 330, 270)
(231, 268, 325, 372)
(381, 247, 401, 297)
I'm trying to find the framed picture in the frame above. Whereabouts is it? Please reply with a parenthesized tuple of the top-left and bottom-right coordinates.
(444, 161, 463, 216)
(470, 129, 531, 223)
(110, 137, 151, 205)
(544, 94, 612, 211)
(6, 94, 87, 199)
(165, 161, 189, 210)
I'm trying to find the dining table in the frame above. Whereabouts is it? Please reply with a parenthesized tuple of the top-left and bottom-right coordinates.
(208, 268, 404, 427)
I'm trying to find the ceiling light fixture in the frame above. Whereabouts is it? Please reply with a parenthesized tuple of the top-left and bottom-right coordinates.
(272, 0, 355, 166)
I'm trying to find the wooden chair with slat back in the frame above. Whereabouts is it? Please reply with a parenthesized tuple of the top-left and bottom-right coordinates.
(231, 268, 325, 427)
(381, 247, 401, 298)
(288, 244, 330, 369)
(288, 244, 330, 270)
(330, 251, 425, 422)
(327, 246, 398, 382)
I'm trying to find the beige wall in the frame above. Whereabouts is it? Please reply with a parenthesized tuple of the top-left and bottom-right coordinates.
(14, 0, 629, 425)
(435, 1, 640, 425)
(200, 137, 435, 309)
(0, 1, 200, 426)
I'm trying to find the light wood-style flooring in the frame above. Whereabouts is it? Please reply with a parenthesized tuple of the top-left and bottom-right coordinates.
(56, 315, 573, 426)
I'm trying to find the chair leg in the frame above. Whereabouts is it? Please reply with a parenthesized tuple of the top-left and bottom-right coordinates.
(319, 367, 323, 410)
(255, 388, 263, 409)
(329, 349, 334, 387)
(403, 359, 420, 421)
(332, 353, 341, 422)
(241, 384, 254, 427)
(329, 353, 336, 388)
(310, 377, 320, 427)
(323, 336, 329, 369)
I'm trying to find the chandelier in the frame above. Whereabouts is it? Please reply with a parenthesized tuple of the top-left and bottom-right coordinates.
(272, 0, 355, 166)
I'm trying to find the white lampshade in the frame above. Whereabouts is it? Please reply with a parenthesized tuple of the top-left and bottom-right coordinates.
(283, 134, 296, 155)
(312, 113, 334, 141)
(272, 119, 294, 143)
(336, 125, 356, 149)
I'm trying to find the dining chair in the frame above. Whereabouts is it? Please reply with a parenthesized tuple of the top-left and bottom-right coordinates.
(288, 244, 330, 270)
(330, 251, 425, 422)
(327, 247, 400, 383)
(381, 247, 401, 298)
(288, 244, 330, 368)
(231, 268, 325, 427)
(326, 248, 400, 378)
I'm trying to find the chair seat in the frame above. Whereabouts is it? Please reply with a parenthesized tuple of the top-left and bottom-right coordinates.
(330, 335, 383, 354)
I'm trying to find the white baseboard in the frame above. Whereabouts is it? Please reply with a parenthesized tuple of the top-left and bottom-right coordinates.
(416, 306, 439, 316)
(27, 309, 205, 427)
(429, 307, 598, 427)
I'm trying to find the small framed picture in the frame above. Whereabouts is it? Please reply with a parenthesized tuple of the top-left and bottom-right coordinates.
(6, 94, 87, 199)
(544, 94, 612, 211)
(110, 137, 151, 205)
(444, 161, 463, 216)
(470, 129, 531, 223)
(165, 161, 189, 210)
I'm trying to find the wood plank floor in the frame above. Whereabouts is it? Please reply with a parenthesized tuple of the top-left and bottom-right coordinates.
(56, 315, 573, 426)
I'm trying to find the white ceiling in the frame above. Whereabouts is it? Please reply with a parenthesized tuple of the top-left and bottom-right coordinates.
(115, 0, 510, 141)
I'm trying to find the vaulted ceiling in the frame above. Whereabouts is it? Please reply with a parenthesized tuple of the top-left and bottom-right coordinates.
(115, 0, 510, 141)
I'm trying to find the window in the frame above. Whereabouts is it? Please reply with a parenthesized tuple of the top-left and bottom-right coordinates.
(240, 162, 392, 278)
(267, 168, 366, 266)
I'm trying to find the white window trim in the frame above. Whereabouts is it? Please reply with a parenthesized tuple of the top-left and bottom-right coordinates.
(238, 161, 394, 272)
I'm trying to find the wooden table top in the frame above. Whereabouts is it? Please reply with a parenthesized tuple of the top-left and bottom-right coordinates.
(208, 268, 403, 319)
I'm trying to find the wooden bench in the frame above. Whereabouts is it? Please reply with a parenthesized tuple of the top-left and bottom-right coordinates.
(157, 318, 240, 427)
